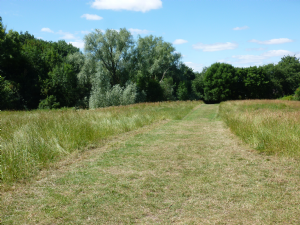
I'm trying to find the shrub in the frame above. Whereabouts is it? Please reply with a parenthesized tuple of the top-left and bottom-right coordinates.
(294, 87, 300, 101)
(38, 95, 60, 109)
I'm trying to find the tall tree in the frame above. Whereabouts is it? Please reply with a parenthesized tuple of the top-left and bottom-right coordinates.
(84, 28, 134, 86)
(203, 63, 238, 102)
(275, 55, 300, 96)
(132, 35, 181, 82)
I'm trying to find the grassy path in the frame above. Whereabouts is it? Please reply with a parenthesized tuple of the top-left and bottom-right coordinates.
(2, 104, 300, 224)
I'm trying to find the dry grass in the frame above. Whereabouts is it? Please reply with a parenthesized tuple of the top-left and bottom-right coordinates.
(0, 101, 201, 184)
(219, 100, 300, 158)
(2, 104, 300, 224)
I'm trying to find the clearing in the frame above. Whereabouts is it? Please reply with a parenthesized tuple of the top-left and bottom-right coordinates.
(2, 104, 300, 224)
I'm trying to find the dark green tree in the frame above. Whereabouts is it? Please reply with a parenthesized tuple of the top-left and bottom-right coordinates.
(203, 63, 238, 102)
(275, 55, 300, 96)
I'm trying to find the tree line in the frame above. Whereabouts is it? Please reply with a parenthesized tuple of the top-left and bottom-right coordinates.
(1, 17, 300, 110)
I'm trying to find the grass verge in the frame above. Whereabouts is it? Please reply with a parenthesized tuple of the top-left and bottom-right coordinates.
(1, 101, 201, 184)
(219, 100, 300, 158)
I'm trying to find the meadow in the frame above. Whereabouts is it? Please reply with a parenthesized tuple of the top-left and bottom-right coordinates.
(1, 101, 201, 184)
(3, 103, 300, 224)
(219, 100, 300, 158)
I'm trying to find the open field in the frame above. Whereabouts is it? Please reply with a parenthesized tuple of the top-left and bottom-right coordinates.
(2, 104, 300, 224)
(219, 100, 300, 158)
(1, 101, 200, 184)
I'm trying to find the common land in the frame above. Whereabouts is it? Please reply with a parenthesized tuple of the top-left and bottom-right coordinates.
(2, 103, 300, 224)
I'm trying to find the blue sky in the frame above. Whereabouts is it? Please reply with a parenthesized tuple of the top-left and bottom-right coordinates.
(1, 0, 299, 72)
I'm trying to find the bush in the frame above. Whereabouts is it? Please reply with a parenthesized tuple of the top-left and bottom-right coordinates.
(89, 80, 142, 109)
(280, 95, 295, 101)
(38, 95, 60, 109)
(294, 87, 300, 101)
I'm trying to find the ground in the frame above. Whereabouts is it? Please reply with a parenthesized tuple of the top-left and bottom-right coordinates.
(2, 104, 300, 224)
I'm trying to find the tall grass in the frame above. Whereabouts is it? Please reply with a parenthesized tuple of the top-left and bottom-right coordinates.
(219, 100, 300, 158)
(1, 101, 201, 184)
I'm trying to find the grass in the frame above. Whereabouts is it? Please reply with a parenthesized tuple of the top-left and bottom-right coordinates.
(0, 101, 201, 184)
(219, 100, 300, 158)
(2, 104, 300, 224)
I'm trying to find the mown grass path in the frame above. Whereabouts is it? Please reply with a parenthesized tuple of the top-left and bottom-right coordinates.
(2, 104, 300, 224)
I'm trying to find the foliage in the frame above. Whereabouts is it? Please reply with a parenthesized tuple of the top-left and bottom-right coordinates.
(0, 75, 20, 109)
(84, 28, 134, 86)
(160, 77, 175, 101)
(203, 63, 237, 102)
(38, 95, 60, 109)
(236, 66, 272, 99)
(280, 95, 295, 101)
(132, 35, 181, 82)
(275, 55, 300, 96)
(192, 68, 206, 100)
(177, 81, 189, 100)
(294, 87, 300, 101)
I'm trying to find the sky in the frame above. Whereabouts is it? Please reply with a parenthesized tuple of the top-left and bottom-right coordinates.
(1, 0, 300, 72)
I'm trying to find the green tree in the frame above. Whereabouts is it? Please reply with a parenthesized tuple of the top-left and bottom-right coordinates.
(275, 55, 300, 96)
(84, 28, 134, 86)
(192, 67, 207, 100)
(0, 75, 20, 110)
(236, 66, 271, 99)
(203, 63, 238, 102)
(132, 35, 181, 82)
(177, 81, 189, 100)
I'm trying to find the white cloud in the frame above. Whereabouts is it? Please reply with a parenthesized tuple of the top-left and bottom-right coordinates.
(57, 30, 76, 39)
(249, 38, 293, 45)
(81, 14, 103, 20)
(296, 53, 300, 58)
(173, 39, 188, 45)
(184, 62, 203, 72)
(91, 0, 162, 12)
(246, 47, 268, 51)
(233, 26, 249, 31)
(41, 28, 54, 33)
(223, 49, 294, 66)
(128, 28, 150, 35)
(261, 50, 293, 57)
(69, 40, 85, 49)
(193, 42, 238, 52)
(81, 30, 91, 34)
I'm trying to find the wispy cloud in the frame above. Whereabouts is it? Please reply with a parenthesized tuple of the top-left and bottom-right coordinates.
(221, 49, 294, 66)
(193, 42, 238, 52)
(57, 30, 76, 39)
(91, 0, 162, 12)
(81, 31, 91, 35)
(41, 28, 54, 33)
(233, 26, 249, 31)
(184, 62, 203, 72)
(246, 47, 268, 51)
(81, 14, 103, 20)
(69, 40, 85, 49)
(173, 39, 188, 45)
(128, 28, 150, 35)
(249, 38, 293, 45)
